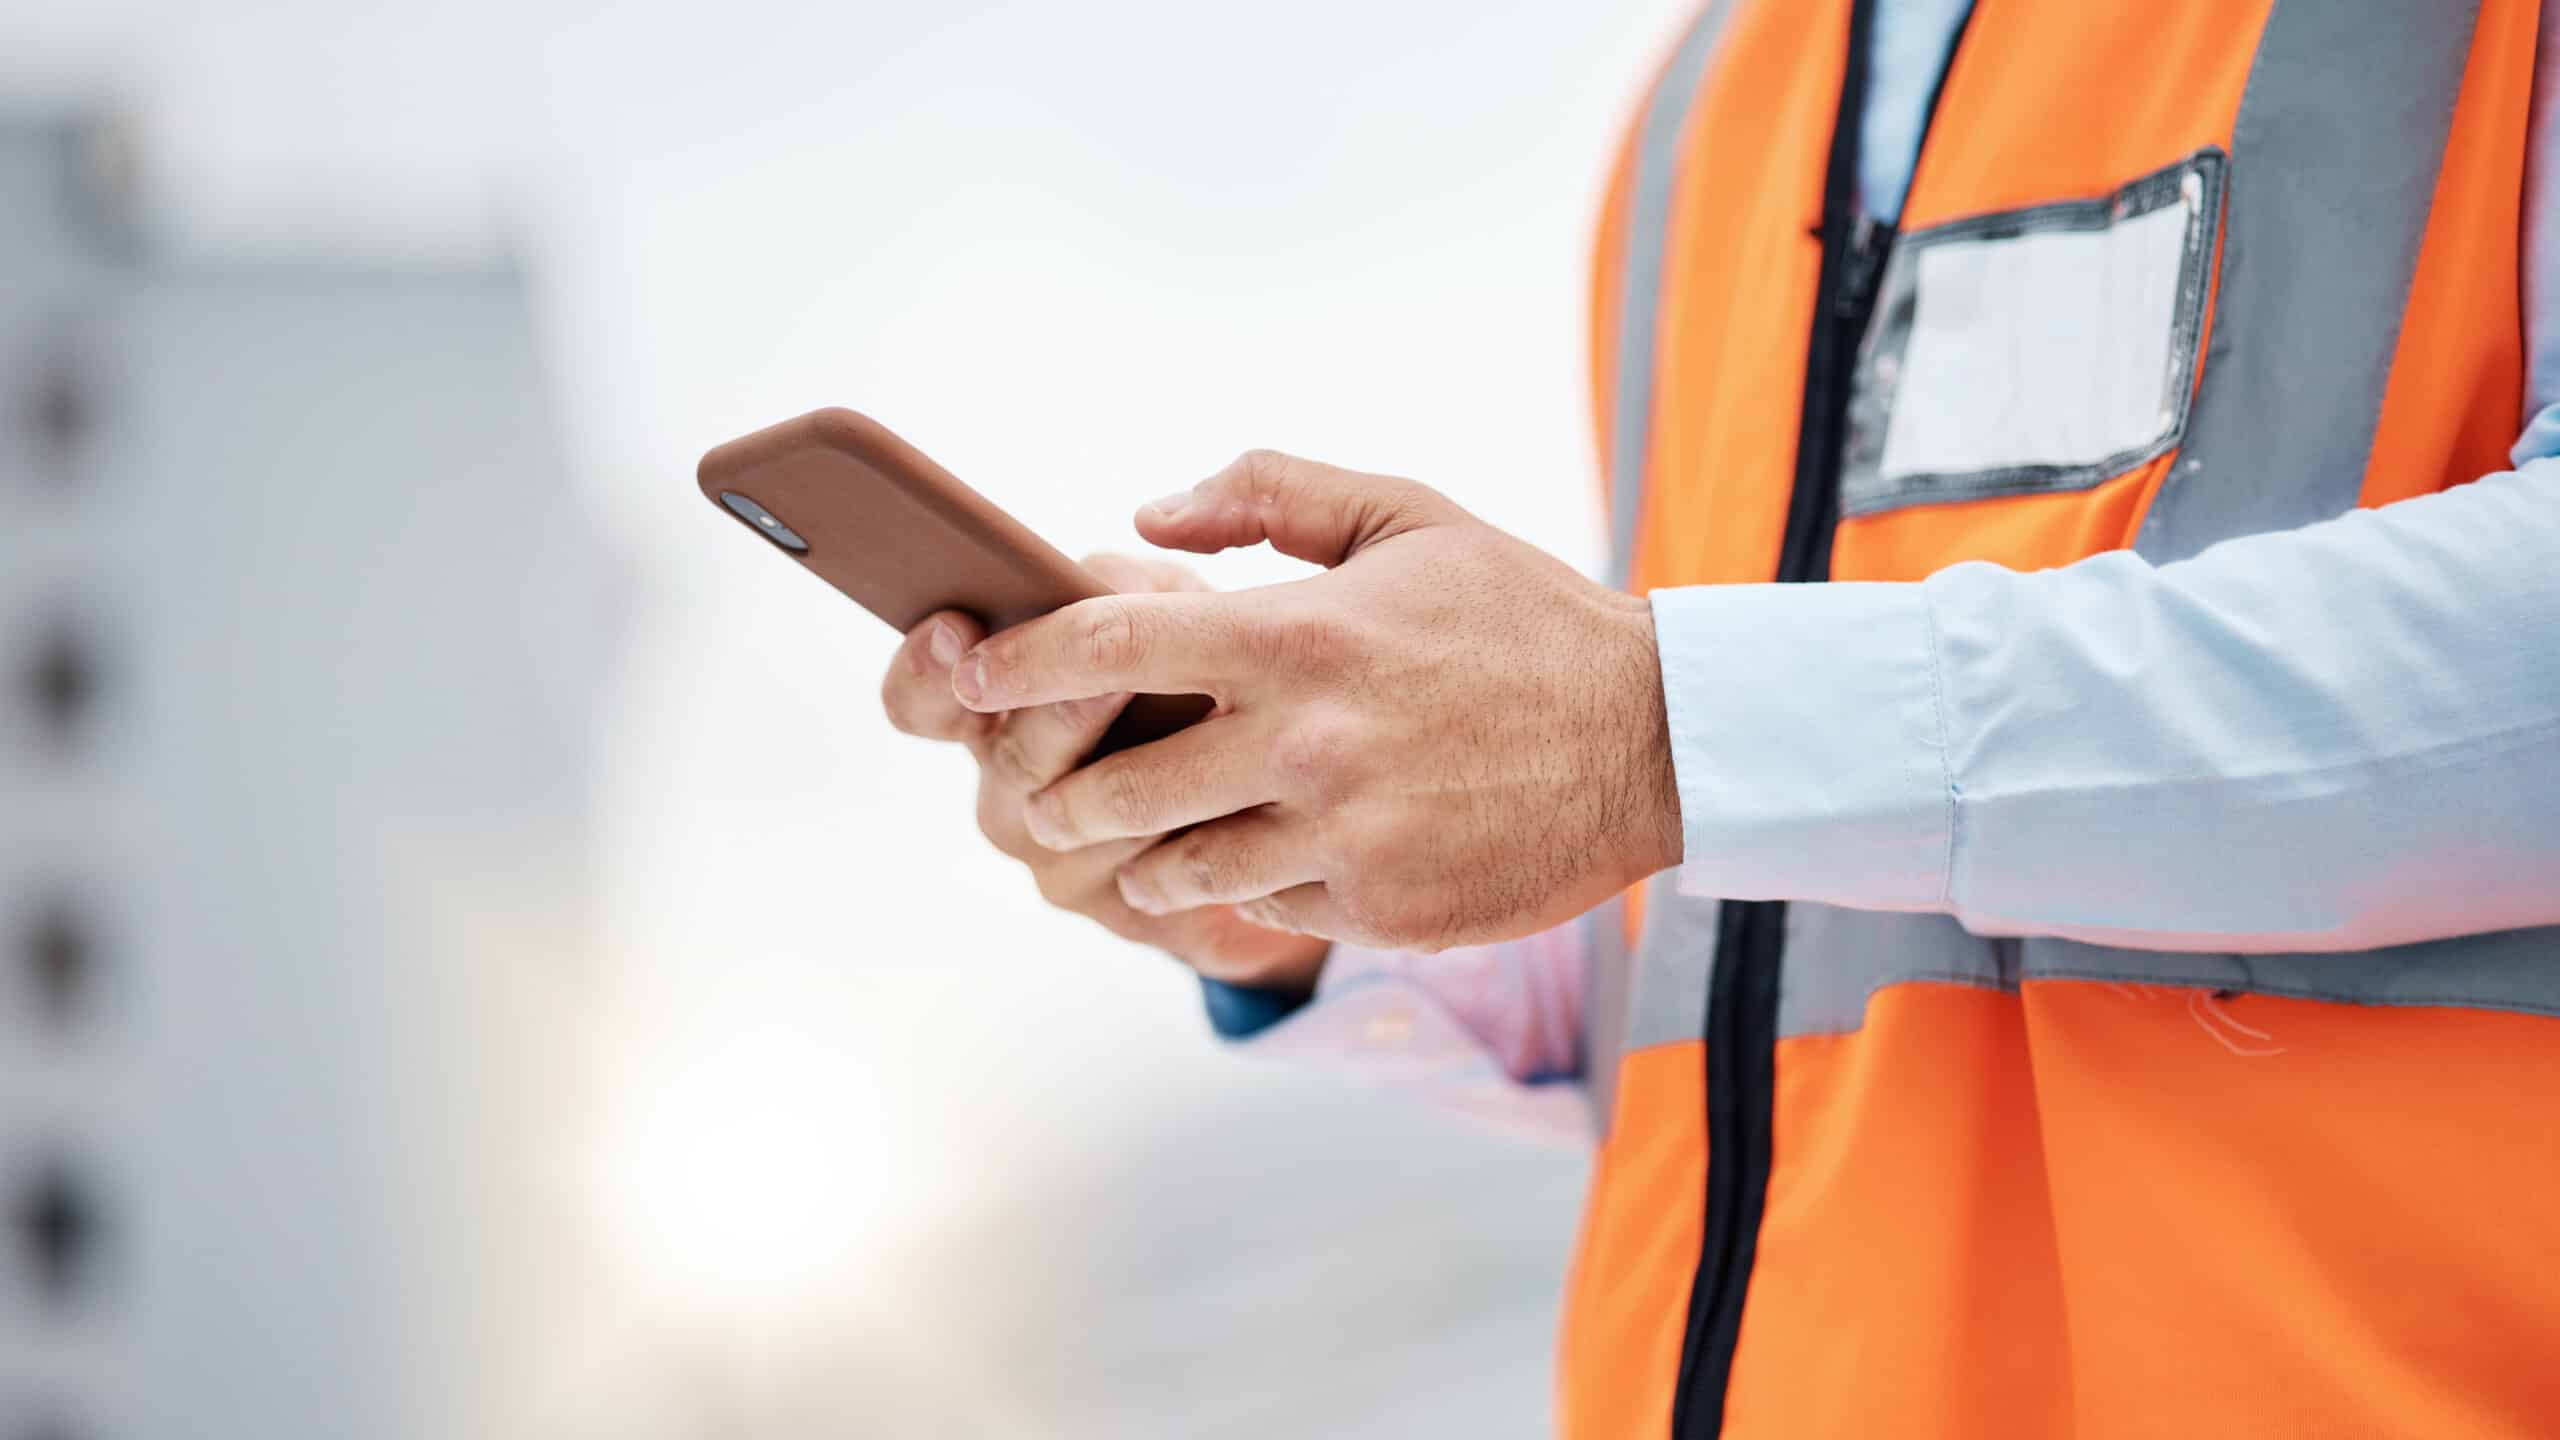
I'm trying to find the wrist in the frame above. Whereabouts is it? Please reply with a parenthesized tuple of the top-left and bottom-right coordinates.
(1615, 591, 1684, 880)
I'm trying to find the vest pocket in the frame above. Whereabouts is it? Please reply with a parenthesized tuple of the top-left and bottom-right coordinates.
(1840, 150, 2226, 518)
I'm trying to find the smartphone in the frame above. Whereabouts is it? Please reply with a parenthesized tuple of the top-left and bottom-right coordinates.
(697, 407, 1210, 752)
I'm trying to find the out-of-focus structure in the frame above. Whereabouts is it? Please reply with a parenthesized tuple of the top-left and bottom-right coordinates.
(2, 109, 618, 1440)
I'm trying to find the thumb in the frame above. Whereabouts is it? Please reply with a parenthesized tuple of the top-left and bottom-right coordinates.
(1133, 449, 1457, 568)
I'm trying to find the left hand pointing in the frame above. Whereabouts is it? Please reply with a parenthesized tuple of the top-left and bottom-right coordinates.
(949, 449, 1684, 952)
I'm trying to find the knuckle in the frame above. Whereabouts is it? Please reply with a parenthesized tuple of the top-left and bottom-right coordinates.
(1098, 760, 1157, 834)
(1177, 837, 1234, 902)
(984, 726, 1040, 791)
(1272, 713, 1357, 801)
(1223, 453, 1290, 515)
(1263, 603, 1360, 679)
(1083, 601, 1145, 675)
(1234, 447, 1287, 484)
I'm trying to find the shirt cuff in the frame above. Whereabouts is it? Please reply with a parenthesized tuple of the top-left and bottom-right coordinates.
(1649, 581, 1954, 910)
(1198, 975, 1317, 1040)
(1203, 958, 1596, 1144)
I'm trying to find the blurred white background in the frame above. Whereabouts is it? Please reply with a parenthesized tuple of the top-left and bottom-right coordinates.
(3, 1, 1686, 1434)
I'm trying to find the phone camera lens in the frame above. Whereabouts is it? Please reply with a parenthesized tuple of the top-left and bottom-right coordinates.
(719, 491, 808, 554)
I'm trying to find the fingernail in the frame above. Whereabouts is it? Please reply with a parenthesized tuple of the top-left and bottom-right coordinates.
(928, 621, 963, 669)
(1117, 868, 1163, 914)
(1147, 489, 1193, 518)
(952, 654, 986, 707)
(1076, 691, 1132, 727)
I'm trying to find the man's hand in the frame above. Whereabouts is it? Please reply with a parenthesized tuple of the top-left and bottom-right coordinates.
(950, 450, 1683, 953)
(880, 552, 1331, 992)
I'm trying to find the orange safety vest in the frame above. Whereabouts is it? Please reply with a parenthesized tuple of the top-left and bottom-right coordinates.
(1563, 2, 2559, 1437)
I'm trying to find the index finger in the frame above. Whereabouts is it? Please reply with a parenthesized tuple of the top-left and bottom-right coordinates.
(953, 591, 1242, 713)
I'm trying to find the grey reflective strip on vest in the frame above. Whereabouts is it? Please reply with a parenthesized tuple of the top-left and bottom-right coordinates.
(1579, 879, 1716, 1140)
(1588, 882, 1718, 1139)
(1582, 7, 1734, 1137)
(1615, 900, 2560, 1044)
(1607, 1, 1736, 590)
(1778, 905, 2014, 1038)
(1765, 909, 2560, 1042)
(2135, 0, 2481, 563)
(1580, 897, 1632, 1135)
(1625, 883, 1723, 1052)
(2024, 929, 2560, 1019)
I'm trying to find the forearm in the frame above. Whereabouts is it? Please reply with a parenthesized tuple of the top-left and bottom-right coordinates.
(1656, 459, 2560, 952)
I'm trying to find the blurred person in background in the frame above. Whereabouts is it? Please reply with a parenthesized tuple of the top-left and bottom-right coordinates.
(882, 3, 2560, 1436)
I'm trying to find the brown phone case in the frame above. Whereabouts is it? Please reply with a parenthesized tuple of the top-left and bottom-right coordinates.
(697, 407, 1210, 751)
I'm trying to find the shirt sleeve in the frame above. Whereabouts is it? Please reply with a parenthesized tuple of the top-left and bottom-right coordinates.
(1197, 919, 1594, 1145)
(1651, 452, 2560, 952)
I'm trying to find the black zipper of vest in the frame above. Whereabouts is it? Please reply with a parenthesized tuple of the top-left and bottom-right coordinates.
(1668, 1, 1888, 1435)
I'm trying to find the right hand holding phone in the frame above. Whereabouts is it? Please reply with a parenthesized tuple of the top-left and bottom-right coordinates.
(879, 553, 1330, 993)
